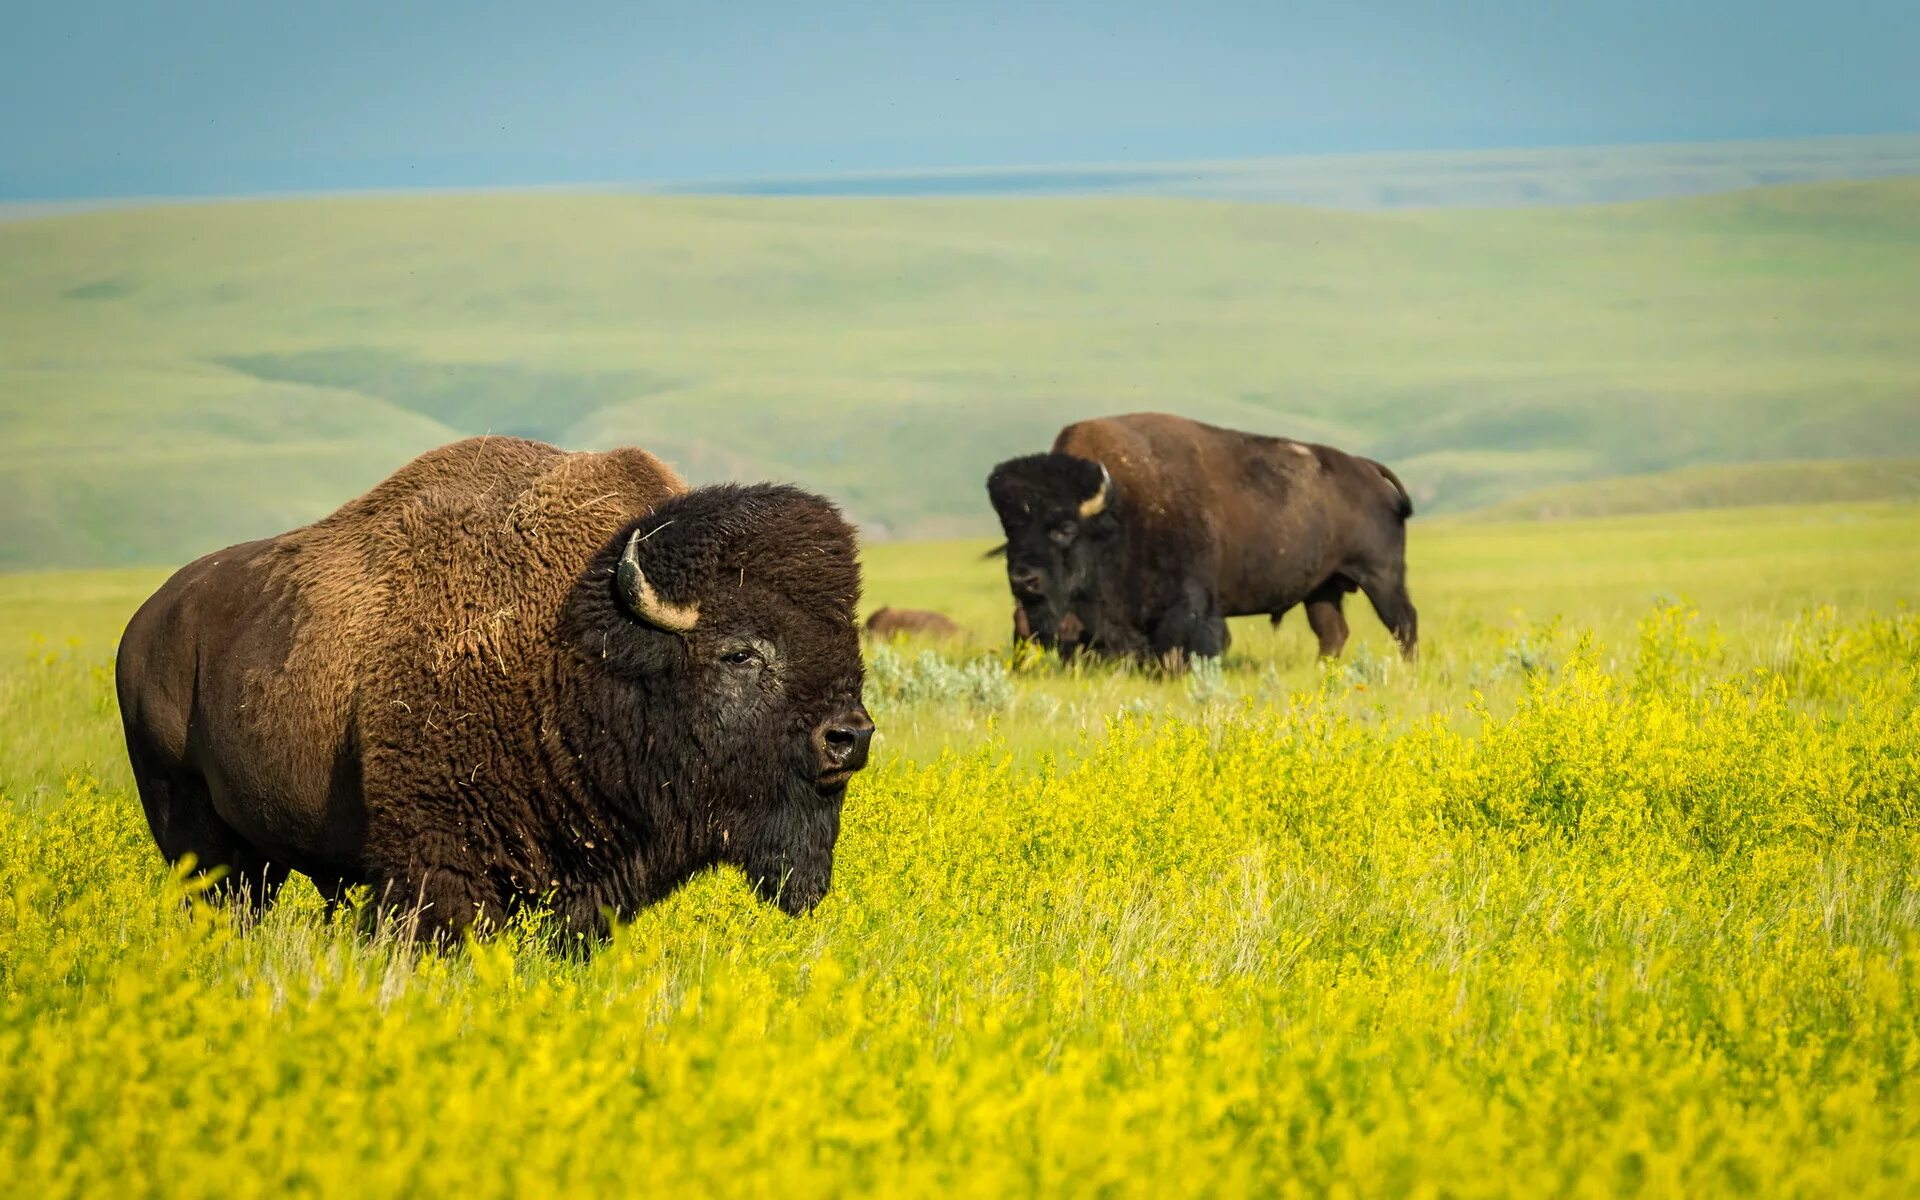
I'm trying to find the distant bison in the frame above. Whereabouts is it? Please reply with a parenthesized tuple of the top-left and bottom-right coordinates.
(864, 606, 966, 641)
(117, 437, 872, 942)
(987, 412, 1417, 664)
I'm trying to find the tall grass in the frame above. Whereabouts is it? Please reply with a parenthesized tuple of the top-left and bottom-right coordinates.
(3, 595, 1918, 1195)
(3, 502, 1918, 1194)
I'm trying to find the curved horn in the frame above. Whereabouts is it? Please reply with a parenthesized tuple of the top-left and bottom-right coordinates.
(1077, 462, 1112, 519)
(616, 528, 700, 633)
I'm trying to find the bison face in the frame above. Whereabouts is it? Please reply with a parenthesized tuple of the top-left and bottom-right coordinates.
(986, 453, 1117, 654)
(599, 483, 869, 915)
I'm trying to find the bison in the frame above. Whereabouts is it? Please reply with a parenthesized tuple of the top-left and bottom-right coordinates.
(986, 412, 1417, 665)
(117, 436, 873, 943)
(864, 606, 966, 641)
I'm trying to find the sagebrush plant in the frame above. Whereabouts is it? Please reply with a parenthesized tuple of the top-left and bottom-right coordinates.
(1184, 655, 1231, 707)
(2, 602, 1919, 1196)
(863, 643, 1015, 714)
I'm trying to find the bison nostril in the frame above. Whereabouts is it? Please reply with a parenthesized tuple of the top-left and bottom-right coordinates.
(812, 708, 875, 776)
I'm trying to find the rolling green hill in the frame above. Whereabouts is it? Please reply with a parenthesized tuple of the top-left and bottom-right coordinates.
(1469, 457, 1920, 521)
(3, 180, 1917, 568)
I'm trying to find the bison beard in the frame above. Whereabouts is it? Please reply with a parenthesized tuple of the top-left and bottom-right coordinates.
(724, 778, 843, 915)
(116, 438, 871, 947)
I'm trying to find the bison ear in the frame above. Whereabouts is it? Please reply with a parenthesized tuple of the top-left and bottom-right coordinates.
(1077, 462, 1112, 519)
(616, 527, 700, 633)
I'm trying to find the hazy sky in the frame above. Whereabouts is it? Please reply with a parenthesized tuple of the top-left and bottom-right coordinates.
(2, 0, 1913, 198)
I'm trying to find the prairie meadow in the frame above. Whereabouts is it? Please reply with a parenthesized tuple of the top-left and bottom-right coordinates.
(3, 501, 1917, 1196)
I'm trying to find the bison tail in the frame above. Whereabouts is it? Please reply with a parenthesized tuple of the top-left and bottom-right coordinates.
(1371, 461, 1414, 520)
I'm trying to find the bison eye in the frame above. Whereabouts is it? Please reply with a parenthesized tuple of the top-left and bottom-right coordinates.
(1049, 524, 1076, 546)
(720, 648, 762, 668)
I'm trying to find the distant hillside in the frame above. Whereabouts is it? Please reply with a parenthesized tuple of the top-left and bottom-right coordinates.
(1468, 458, 1920, 521)
(9, 135, 1916, 221)
(2, 179, 1918, 568)
(670, 134, 1920, 209)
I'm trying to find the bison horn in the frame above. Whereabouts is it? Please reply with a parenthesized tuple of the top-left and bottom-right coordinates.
(1078, 462, 1112, 519)
(616, 528, 700, 633)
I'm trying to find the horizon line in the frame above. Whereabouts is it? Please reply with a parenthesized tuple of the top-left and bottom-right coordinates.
(3, 130, 1917, 217)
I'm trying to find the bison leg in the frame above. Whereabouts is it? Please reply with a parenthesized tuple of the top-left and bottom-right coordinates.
(370, 862, 501, 945)
(1198, 610, 1230, 658)
(129, 741, 289, 915)
(1151, 581, 1229, 667)
(1304, 583, 1351, 659)
(1356, 566, 1419, 661)
(1012, 604, 1033, 644)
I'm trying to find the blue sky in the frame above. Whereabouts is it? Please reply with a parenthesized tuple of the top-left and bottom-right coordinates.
(1, 0, 1913, 199)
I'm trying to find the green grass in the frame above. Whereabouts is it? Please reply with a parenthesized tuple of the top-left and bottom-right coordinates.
(6, 501, 1915, 789)
(3, 505, 1920, 1195)
(4, 179, 1919, 566)
(1468, 456, 1920, 520)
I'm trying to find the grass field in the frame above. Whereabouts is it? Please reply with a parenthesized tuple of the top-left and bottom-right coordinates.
(4, 178, 1919, 567)
(3, 503, 1918, 1194)
(1472, 457, 1920, 521)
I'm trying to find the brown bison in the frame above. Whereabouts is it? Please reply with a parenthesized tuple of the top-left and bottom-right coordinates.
(986, 412, 1417, 664)
(864, 606, 966, 641)
(117, 437, 872, 943)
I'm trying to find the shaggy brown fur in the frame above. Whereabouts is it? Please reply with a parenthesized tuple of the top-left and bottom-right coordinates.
(987, 412, 1417, 665)
(117, 437, 872, 944)
(864, 607, 967, 641)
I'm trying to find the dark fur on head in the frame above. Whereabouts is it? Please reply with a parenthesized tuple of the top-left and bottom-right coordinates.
(985, 453, 1128, 655)
(568, 483, 865, 919)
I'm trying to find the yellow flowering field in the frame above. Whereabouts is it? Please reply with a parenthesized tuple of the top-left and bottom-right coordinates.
(3, 506, 1919, 1197)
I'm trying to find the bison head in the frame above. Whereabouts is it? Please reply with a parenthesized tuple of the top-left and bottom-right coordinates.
(985, 453, 1117, 653)
(590, 483, 869, 915)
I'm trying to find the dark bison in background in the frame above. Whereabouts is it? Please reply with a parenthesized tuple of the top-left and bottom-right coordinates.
(987, 412, 1417, 665)
(117, 437, 873, 943)
(865, 606, 966, 641)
